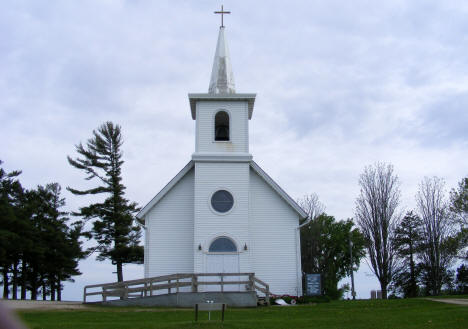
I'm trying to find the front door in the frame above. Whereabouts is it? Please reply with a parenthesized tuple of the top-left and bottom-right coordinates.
(204, 237, 240, 291)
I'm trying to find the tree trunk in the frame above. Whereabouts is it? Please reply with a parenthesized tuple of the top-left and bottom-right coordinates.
(12, 260, 18, 300)
(409, 240, 417, 297)
(50, 280, 56, 301)
(2, 268, 9, 299)
(117, 262, 123, 282)
(20, 260, 26, 300)
(380, 280, 388, 299)
(42, 279, 47, 301)
(30, 269, 38, 300)
(57, 277, 61, 301)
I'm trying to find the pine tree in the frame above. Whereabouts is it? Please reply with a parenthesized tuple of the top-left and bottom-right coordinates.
(392, 211, 423, 297)
(35, 183, 84, 301)
(0, 160, 22, 299)
(67, 122, 143, 282)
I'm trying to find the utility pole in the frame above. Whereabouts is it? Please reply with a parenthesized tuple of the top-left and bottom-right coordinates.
(349, 232, 356, 300)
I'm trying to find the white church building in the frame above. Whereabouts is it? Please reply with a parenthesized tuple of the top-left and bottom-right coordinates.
(137, 25, 307, 297)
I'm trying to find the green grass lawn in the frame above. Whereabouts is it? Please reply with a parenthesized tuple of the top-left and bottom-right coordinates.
(18, 299, 468, 329)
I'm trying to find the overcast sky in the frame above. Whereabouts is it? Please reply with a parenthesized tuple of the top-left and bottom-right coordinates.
(1, 0, 467, 300)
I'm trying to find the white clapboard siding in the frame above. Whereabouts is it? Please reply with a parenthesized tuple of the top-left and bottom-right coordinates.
(145, 168, 195, 278)
(250, 168, 302, 296)
(195, 100, 249, 154)
(193, 161, 251, 274)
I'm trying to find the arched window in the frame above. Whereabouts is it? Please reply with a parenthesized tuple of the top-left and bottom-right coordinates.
(214, 111, 229, 141)
(209, 237, 237, 252)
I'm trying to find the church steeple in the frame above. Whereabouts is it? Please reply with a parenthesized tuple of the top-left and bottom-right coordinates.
(208, 27, 236, 94)
(188, 7, 255, 158)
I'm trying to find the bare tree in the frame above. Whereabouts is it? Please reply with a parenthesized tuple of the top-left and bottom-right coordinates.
(416, 176, 458, 295)
(355, 162, 401, 299)
(298, 193, 325, 226)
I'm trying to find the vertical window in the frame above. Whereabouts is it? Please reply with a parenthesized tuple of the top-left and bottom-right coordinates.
(214, 111, 229, 141)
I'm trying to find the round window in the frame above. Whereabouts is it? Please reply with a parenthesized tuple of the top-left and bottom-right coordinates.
(211, 190, 234, 213)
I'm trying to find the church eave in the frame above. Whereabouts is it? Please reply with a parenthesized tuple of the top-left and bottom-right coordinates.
(188, 93, 256, 120)
(250, 161, 308, 219)
(136, 161, 195, 221)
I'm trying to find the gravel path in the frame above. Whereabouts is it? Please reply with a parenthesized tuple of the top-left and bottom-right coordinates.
(1, 299, 88, 310)
(427, 298, 468, 306)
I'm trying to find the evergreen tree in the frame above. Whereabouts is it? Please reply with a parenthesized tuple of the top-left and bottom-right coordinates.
(67, 122, 143, 282)
(391, 211, 423, 297)
(0, 160, 22, 299)
(35, 183, 84, 301)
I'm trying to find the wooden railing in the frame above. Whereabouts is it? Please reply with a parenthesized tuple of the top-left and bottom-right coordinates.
(83, 272, 270, 305)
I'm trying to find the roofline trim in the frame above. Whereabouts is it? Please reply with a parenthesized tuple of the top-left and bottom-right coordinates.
(249, 161, 308, 219)
(188, 93, 256, 120)
(136, 161, 194, 220)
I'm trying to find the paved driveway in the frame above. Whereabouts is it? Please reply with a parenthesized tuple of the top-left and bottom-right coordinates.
(427, 298, 468, 306)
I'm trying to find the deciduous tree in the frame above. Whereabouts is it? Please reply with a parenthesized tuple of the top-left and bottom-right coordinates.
(416, 177, 459, 295)
(300, 209, 365, 299)
(355, 162, 401, 299)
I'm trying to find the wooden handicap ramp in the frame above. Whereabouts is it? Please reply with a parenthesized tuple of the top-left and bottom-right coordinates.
(83, 273, 270, 307)
(101, 291, 257, 308)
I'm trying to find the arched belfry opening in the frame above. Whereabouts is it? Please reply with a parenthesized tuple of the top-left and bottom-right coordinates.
(214, 111, 230, 141)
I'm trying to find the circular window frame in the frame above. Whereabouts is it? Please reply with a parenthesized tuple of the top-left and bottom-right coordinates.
(209, 188, 235, 215)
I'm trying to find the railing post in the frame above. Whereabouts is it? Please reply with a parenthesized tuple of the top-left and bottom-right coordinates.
(124, 284, 128, 300)
(103, 287, 107, 302)
(144, 283, 148, 297)
(168, 279, 171, 294)
(221, 275, 224, 292)
(248, 274, 254, 291)
(192, 274, 198, 292)
(83, 286, 87, 303)
(176, 278, 180, 293)
(266, 284, 270, 306)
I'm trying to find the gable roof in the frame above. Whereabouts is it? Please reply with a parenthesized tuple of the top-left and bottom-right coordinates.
(250, 161, 308, 219)
(137, 160, 307, 220)
(137, 161, 194, 220)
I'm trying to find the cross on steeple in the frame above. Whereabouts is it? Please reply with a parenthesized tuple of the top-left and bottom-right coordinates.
(214, 5, 230, 28)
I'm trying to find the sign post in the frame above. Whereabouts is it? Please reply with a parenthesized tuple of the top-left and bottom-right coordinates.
(305, 274, 321, 296)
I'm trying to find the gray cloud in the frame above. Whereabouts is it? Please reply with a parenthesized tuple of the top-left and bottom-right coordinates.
(1, 0, 467, 300)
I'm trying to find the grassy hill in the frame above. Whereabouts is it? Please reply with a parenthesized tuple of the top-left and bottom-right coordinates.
(18, 298, 467, 329)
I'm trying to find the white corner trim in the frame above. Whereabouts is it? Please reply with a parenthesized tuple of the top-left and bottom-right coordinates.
(250, 161, 308, 219)
(136, 161, 194, 220)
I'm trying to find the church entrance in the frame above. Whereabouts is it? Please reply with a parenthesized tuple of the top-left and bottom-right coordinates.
(204, 237, 240, 291)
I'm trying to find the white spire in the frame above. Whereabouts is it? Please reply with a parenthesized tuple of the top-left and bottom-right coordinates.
(208, 27, 236, 94)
